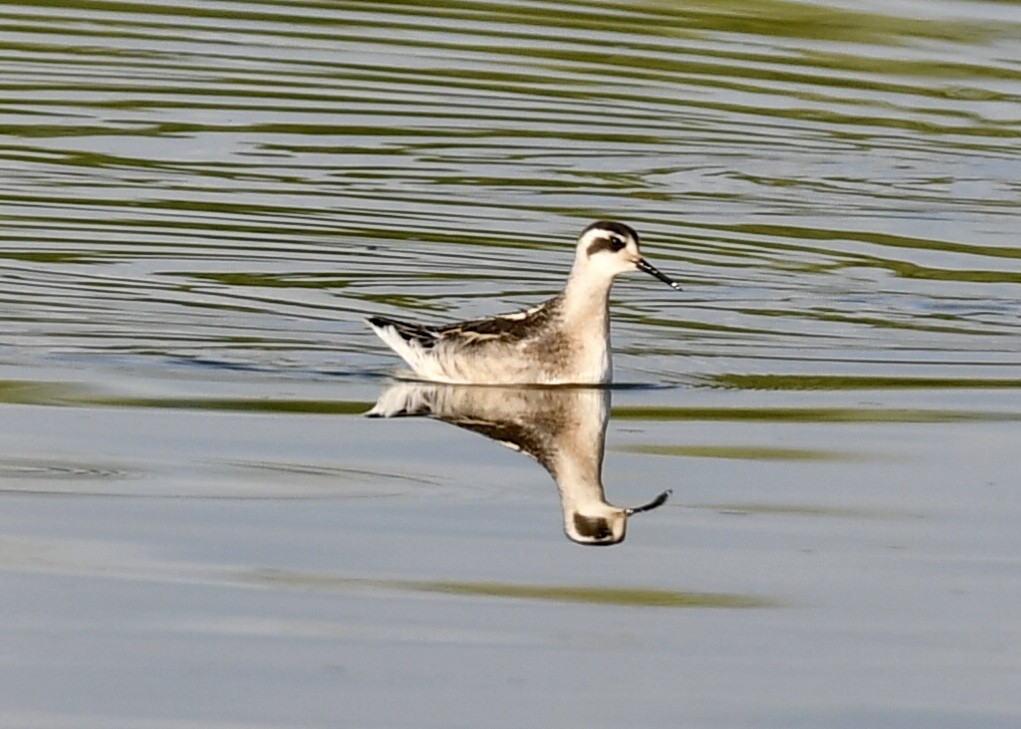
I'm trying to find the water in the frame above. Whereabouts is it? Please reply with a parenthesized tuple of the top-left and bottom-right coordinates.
(1, 1, 1020, 726)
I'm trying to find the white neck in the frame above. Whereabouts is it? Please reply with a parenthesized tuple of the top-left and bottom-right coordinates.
(561, 264, 614, 327)
(549, 388, 609, 511)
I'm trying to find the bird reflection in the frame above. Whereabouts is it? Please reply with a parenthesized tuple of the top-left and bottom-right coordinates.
(367, 383, 670, 546)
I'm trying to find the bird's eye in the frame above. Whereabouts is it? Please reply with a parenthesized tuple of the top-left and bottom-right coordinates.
(609, 236, 626, 251)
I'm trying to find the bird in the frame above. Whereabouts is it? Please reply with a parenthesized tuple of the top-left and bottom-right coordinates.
(366, 220, 680, 385)
(367, 381, 671, 545)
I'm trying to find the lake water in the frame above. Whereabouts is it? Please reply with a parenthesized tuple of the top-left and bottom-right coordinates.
(1, 1, 1019, 727)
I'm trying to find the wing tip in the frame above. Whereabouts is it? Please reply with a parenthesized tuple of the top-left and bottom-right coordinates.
(367, 315, 394, 330)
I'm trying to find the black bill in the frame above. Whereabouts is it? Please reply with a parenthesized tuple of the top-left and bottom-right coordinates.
(625, 489, 672, 515)
(637, 258, 682, 290)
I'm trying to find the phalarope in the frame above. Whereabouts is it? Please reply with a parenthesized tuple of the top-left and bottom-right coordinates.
(367, 221, 680, 385)
(368, 382, 671, 545)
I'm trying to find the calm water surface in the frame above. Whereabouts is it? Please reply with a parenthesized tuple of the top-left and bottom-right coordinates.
(1, 1, 1019, 727)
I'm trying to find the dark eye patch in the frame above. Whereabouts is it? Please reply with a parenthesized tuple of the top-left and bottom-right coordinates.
(574, 513, 612, 541)
(586, 235, 628, 256)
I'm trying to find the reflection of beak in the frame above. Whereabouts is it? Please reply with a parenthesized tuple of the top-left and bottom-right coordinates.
(636, 258, 682, 290)
(625, 489, 672, 515)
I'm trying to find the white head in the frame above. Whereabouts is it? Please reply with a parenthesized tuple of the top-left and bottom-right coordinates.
(564, 489, 672, 546)
(573, 221, 681, 290)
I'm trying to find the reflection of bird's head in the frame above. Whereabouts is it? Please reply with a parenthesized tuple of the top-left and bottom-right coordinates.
(566, 506, 629, 546)
(563, 489, 672, 546)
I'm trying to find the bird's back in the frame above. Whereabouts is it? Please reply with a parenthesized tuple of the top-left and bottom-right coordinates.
(368, 295, 609, 384)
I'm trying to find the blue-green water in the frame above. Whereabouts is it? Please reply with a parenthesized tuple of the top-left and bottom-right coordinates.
(1, 1, 1019, 727)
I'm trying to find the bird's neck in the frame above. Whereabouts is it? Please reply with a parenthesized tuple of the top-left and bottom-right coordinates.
(561, 267, 614, 327)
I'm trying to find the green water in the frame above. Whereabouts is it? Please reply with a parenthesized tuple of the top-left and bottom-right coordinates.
(1, 1, 1019, 727)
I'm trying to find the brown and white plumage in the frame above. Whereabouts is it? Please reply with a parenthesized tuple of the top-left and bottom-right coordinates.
(367, 221, 680, 385)
(367, 382, 671, 545)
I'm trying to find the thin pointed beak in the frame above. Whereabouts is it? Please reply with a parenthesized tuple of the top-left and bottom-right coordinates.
(625, 489, 672, 515)
(636, 258, 682, 290)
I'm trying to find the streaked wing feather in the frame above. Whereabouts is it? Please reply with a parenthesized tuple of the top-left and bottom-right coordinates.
(368, 315, 442, 349)
(434, 300, 557, 345)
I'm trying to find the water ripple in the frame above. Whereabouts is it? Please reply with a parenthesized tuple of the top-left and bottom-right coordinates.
(1, 0, 1019, 385)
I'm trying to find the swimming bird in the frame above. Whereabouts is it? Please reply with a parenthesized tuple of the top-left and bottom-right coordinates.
(367, 221, 680, 385)
(367, 382, 671, 545)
